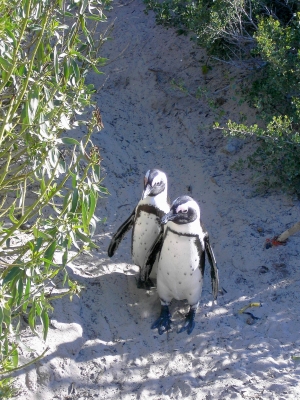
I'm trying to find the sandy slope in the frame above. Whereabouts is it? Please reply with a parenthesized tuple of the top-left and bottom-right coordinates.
(13, 1, 300, 399)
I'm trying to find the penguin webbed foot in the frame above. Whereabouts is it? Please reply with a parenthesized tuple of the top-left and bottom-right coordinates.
(136, 276, 155, 290)
(151, 305, 172, 335)
(178, 307, 196, 335)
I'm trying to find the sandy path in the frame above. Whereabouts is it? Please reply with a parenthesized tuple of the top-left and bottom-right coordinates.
(14, 1, 300, 399)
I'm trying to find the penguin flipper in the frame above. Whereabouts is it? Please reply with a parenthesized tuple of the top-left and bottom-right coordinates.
(107, 209, 135, 257)
(141, 228, 164, 283)
(204, 234, 219, 300)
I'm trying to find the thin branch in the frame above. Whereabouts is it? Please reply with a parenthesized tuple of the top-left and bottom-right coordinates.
(0, 347, 50, 376)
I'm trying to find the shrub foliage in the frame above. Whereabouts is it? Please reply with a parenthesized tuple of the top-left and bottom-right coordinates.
(144, 0, 300, 193)
(0, 0, 110, 390)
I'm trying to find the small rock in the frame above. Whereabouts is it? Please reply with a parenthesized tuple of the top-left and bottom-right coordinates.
(259, 265, 269, 274)
(222, 138, 244, 155)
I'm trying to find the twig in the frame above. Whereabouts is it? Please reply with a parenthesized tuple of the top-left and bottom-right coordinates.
(0, 347, 50, 376)
(277, 222, 300, 242)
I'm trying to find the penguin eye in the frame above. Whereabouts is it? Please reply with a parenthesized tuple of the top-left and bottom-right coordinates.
(155, 181, 162, 186)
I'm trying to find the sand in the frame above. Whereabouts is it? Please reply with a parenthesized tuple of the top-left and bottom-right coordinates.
(12, 1, 300, 399)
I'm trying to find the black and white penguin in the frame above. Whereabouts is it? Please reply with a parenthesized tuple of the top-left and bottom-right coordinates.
(147, 195, 219, 335)
(107, 169, 170, 288)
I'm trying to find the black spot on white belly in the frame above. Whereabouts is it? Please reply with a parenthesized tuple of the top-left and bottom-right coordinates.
(184, 273, 187, 276)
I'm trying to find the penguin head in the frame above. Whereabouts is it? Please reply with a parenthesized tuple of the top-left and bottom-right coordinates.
(142, 169, 167, 199)
(161, 196, 200, 225)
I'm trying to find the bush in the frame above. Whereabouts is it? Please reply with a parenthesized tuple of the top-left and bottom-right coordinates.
(144, 0, 261, 59)
(225, 12, 300, 193)
(144, 0, 300, 194)
(0, 0, 110, 388)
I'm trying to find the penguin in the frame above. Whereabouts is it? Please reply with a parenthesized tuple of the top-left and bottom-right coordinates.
(107, 169, 170, 289)
(146, 195, 219, 335)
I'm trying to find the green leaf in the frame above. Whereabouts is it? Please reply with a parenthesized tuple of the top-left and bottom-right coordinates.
(54, 46, 59, 83)
(68, 22, 77, 50)
(63, 192, 71, 211)
(0, 307, 3, 326)
(87, 189, 96, 224)
(79, 14, 86, 31)
(3, 267, 21, 285)
(99, 186, 109, 195)
(76, 229, 97, 248)
(35, 301, 42, 316)
(62, 270, 68, 286)
(17, 278, 24, 305)
(5, 28, 17, 47)
(22, 278, 31, 312)
(0, 56, 12, 72)
(61, 137, 80, 146)
(70, 230, 80, 249)
(28, 303, 36, 332)
(3, 307, 11, 328)
(11, 347, 19, 368)
(63, 58, 71, 82)
(37, 41, 45, 63)
(86, 15, 106, 22)
(91, 64, 103, 74)
(62, 248, 68, 266)
(33, 227, 51, 240)
(44, 241, 57, 265)
(49, 148, 59, 168)
(34, 237, 44, 252)
(79, 0, 89, 14)
(71, 58, 80, 82)
(93, 164, 101, 182)
(21, 101, 29, 125)
(40, 177, 46, 193)
(82, 199, 88, 233)
(28, 85, 39, 124)
(75, 228, 91, 243)
(41, 310, 49, 341)
(71, 188, 79, 212)
(8, 203, 18, 224)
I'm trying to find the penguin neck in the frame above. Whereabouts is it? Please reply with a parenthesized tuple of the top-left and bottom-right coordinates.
(142, 190, 168, 209)
(167, 219, 201, 236)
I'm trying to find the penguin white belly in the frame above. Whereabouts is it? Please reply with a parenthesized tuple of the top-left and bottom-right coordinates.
(132, 211, 161, 267)
(157, 232, 203, 305)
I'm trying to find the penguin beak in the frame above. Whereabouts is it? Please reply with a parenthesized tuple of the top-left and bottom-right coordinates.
(161, 211, 176, 225)
(142, 184, 152, 199)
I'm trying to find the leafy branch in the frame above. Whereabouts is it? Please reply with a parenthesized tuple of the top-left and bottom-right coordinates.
(0, 0, 111, 388)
